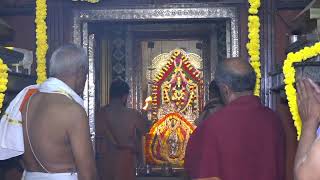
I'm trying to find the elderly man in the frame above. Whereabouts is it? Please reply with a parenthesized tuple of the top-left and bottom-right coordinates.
(294, 78, 320, 180)
(96, 79, 147, 180)
(185, 58, 284, 180)
(0, 44, 97, 180)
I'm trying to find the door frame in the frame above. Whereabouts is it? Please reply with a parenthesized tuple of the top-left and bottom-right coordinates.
(72, 5, 239, 143)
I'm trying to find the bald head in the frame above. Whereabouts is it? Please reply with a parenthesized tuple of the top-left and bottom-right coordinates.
(215, 57, 256, 93)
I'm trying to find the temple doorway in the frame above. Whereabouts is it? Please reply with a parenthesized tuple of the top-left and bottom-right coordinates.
(76, 6, 239, 177)
(93, 20, 227, 175)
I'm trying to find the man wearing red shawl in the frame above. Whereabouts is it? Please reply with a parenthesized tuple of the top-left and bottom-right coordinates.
(185, 58, 285, 180)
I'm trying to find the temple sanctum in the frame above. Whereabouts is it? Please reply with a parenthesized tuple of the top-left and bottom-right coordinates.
(0, 0, 320, 180)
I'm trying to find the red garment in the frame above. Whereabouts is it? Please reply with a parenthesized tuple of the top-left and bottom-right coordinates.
(185, 95, 284, 180)
(19, 89, 39, 111)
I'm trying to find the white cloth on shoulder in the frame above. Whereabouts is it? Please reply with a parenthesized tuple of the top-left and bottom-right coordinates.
(22, 171, 78, 180)
(0, 77, 84, 160)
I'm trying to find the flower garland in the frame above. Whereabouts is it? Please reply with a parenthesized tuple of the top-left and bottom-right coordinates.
(35, 0, 48, 84)
(246, 0, 261, 96)
(0, 58, 8, 112)
(248, 0, 261, 14)
(145, 112, 195, 166)
(283, 42, 320, 139)
(151, 49, 202, 120)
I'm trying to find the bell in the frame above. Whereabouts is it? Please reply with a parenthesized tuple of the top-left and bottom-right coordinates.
(289, 35, 299, 44)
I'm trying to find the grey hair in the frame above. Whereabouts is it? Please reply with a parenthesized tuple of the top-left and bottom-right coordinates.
(215, 58, 256, 92)
(49, 44, 88, 77)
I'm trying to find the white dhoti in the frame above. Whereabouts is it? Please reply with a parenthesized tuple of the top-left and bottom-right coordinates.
(22, 171, 78, 180)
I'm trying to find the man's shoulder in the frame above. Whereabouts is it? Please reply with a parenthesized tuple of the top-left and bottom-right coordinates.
(254, 103, 280, 121)
(48, 94, 86, 119)
(201, 104, 239, 128)
(57, 97, 84, 112)
(40, 93, 76, 105)
(125, 108, 141, 116)
(98, 106, 140, 116)
(206, 105, 230, 120)
(32, 93, 83, 112)
(30, 94, 87, 129)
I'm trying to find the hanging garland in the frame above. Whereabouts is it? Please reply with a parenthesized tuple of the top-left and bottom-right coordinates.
(246, 0, 261, 96)
(283, 42, 320, 140)
(35, 0, 48, 84)
(0, 58, 8, 112)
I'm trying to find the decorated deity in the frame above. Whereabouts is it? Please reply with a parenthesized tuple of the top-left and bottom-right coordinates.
(145, 49, 203, 166)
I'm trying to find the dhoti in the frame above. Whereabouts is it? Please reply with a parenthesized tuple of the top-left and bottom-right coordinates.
(22, 171, 78, 180)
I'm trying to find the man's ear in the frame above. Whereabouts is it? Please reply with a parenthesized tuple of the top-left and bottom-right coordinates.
(121, 94, 128, 105)
(220, 84, 229, 96)
(219, 83, 231, 104)
(79, 65, 88, 75)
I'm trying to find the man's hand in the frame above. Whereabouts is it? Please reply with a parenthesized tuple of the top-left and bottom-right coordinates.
(142, 96, 152, 111)
(297, 78, 320, 127)
(295, 78, 320, 180)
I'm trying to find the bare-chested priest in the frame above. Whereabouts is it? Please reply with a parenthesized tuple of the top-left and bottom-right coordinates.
(0, 45, 97, 179)
(96, 80, 147, 180)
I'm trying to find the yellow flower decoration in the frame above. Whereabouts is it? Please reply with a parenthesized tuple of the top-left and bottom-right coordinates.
(283, 42, 320, 139)
(0, 58, 8, 112)
(35, 0, 48, 84)
(248, 0, 261, 14)
(247, 0, 261, 96)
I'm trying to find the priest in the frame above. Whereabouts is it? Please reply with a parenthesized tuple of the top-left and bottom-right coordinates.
(0, 44, 97, 180)
(95, 79, 148, 180)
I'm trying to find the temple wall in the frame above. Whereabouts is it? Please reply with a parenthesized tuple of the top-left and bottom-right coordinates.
(0, 0, 310, 179)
